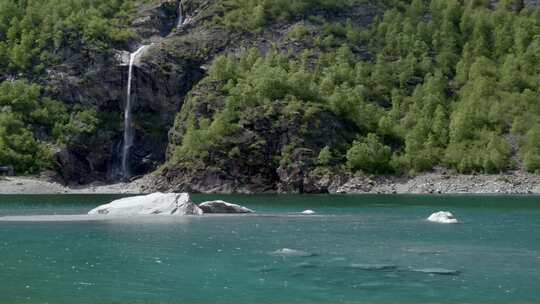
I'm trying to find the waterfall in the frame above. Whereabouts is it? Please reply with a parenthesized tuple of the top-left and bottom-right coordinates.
(119, 1, 184, 181)
(121, 45, 148, 180)
(175, 1, 183, 28)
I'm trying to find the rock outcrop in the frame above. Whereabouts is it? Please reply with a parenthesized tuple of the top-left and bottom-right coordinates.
(198, 200, 254, 214)
(427, 211, 458, 224)
(152, 99, 352, 194)
(88, 192, 203, 216)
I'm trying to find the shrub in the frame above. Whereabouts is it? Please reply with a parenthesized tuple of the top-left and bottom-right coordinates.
(346, 133, 392, 174)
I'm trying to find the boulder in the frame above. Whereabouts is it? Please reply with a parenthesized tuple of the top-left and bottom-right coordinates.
(198, 200, 253, 214)
(427, 211, 458, 224)
(88, 193, 203, 216)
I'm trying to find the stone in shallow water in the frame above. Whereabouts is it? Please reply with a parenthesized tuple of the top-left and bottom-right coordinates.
(88, 193, 203, 216)
(270, 248, 316, 257)
(198, 200, 253, 214)
(427, 211, 458, 224)
(412, 268, 461, 275)
(350, 264, 398, 271)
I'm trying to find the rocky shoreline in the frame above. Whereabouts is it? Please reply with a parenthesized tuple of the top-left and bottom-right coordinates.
(326, 171, 540, 195)
(2, 171, 540, 195)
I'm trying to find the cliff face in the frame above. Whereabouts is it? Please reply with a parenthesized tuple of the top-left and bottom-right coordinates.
(44, 0, 216, 183)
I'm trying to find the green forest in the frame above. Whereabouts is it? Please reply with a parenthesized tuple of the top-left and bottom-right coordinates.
(1, 0, 540, 178)
(175, 0, 540, 176)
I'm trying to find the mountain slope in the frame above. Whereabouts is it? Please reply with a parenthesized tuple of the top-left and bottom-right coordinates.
(151, 0, 540, 193)
(1, 0, 540, 193)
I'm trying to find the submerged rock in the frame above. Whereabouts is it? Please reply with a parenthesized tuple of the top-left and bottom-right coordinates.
(412, 268, 460, 275)
(301, 210, 316, 215)
(427, 211, 458, 224)
(270, 248, 316, 257)
(350, 263, 398, 271)
(198, 200, 254, 214)
(88, 193, 203, 216)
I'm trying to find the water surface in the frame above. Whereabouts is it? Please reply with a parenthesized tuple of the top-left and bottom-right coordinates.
(0, 194, 539, 303)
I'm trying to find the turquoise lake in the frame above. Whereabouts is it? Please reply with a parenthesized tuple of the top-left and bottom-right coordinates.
(0, 194, 539, 303)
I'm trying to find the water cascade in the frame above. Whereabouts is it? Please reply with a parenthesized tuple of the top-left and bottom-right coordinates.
(120, 1, 185, 180)
(121, 45, 148, 180)
(176, 1, 184, 28)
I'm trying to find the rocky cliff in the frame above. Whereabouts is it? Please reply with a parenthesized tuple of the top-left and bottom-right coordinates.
(44, 0, 218, 183)
(44, 0, 378, 186)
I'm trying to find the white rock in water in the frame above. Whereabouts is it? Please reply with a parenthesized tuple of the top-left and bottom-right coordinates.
(301, 210, 316, 215)
(270, 248, 315, 257)
(427, 211, 458, 224)
(88, 193, 203, 216)
(198, 200, 253, 214)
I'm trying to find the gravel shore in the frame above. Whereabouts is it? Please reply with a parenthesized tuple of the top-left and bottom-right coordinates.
(0, 176, 146, 195)
(333, 172, 540, 194)
(1, 171, 540, 195)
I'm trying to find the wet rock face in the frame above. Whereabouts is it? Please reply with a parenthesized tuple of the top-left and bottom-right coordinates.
(131, 0, 180, 42)
(44, 1, 222, 184)
(46, 54, 193, 183)
(127, 52, 206, 177)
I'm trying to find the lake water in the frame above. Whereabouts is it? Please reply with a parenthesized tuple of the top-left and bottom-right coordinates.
(0, 194, 539, 303)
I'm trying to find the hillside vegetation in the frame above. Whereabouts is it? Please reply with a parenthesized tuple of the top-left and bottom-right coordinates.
(170, 0, 540, 181)
(1, 0, 540, 185)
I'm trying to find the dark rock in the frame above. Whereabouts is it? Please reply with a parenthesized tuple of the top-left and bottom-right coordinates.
(131, 0, 181, 43)
(277, 148, 315, 194)
(199, 200, 254, 213)
(0, 165, 14, 176)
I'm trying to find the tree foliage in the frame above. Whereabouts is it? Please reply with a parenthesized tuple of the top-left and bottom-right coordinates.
(182, 0, 540, 175)
(0, 0, 145, 76)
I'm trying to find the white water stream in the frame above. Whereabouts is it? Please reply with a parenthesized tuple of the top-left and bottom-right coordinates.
(121, 45, 148, 180)
(121, 1, 184, 180)
(176, 1, 184, 28)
